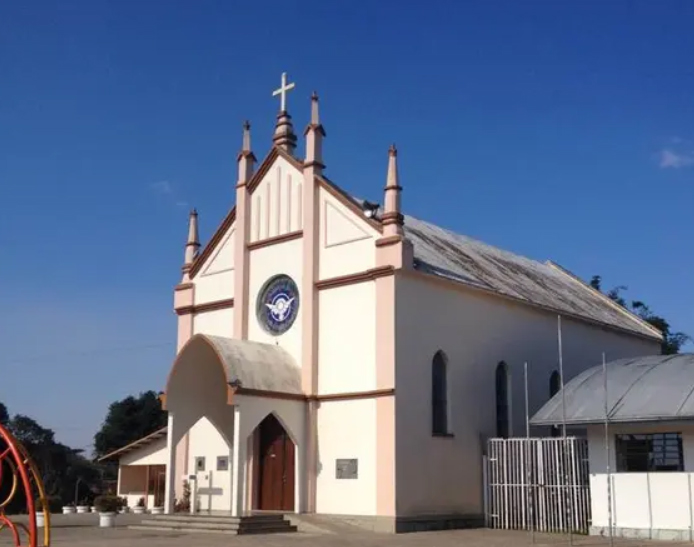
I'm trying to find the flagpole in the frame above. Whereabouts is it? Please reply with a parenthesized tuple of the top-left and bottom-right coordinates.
(524, 361, 535, 544)
(603, 352, 614, 547)
(558, 315, 573, 544)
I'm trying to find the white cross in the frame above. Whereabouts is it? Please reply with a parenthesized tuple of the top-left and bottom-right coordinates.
(272, 72, 295, 112)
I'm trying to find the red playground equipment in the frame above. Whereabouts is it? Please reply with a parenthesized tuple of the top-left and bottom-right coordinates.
(0, 422, 51, 546)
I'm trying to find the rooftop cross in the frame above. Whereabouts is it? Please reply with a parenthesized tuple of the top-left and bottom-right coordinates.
(272, 72, 295, 113)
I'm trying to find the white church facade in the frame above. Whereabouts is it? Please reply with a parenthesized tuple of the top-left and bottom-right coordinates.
(103, 74, 663, 532)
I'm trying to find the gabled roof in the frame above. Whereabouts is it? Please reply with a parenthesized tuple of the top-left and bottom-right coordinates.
(186, 145, 662, 342)
(402, 215, 662, 340)
(97, 427, 167, 462)
(531, 354, 694, 426)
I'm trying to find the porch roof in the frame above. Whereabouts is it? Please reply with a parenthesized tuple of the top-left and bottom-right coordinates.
(192, 334, 302, 394)
(531, 354, 694, 427)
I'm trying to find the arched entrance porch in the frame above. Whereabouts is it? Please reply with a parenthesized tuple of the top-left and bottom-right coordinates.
(161, 333, 305, 516)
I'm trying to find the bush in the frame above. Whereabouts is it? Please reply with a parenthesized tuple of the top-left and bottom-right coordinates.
(93, 495, 121, 513)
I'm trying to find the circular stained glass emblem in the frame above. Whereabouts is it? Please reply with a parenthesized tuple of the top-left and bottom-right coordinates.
(256, 274, 300, 335)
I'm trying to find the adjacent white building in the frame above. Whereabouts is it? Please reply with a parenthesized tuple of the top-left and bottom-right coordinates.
(103, 74, 663, 532)
(532, 354, 694, 541)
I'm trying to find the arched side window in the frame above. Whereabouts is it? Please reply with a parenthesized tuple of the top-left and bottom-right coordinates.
(495, 362, 510, 438)
(549, 370, 561, 437)
(431, 351, 449, 436)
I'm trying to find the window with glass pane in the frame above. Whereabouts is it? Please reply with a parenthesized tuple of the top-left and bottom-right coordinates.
(615, 432, 684, 472)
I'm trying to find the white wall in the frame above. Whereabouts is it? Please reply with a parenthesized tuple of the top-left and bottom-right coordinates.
(249, 155, 303, 243)
(315, 398, 377, 516)
(187, 416, 233, 513)
(588, 422, 694, 537)
(318, 282, 377, 394)
(318, 187, 378, 280)
(193, 308, 234, 337)
(394, 273, 661, 517)
(194, 225, 236, 305)
(121, 438, 167, 466)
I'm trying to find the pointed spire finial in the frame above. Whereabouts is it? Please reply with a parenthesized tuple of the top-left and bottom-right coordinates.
(242, 120, 251, 153)
(182, 208, 201, 278)
(310, 92, 320, 125)
(382, 144, 404, 236)
(386, 144, 400, 190)
(238, 120, 256, 183)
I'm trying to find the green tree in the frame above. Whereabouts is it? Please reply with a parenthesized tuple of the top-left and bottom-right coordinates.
(590, 275, 690, 354)
(0, 407, 103, 512)
(93, 390, 166, 459)
(0, 402, 8, 425)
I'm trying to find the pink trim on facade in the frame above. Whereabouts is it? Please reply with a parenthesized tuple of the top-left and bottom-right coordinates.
(375, 273, 397, 516)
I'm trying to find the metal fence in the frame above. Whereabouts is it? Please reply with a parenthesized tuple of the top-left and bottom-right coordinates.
(485, 437, 591, 534)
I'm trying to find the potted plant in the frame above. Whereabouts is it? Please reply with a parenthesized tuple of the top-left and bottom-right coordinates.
(62, 502, 76, 514)
(174, 481, 191, 513)
(117, 497, 129, 514)
(76, 499, 90, 514)
(94, 495, 120, 528)
(34, 498, 46, 528)
(132, 497, 146, 515)
(150, 505, 164, 515)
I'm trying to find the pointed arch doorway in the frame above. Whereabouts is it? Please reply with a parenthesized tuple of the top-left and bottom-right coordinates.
(254, 414, 295, 512)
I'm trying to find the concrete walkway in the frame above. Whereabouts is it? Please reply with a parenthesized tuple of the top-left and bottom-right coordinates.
(6, 514, 689, 546)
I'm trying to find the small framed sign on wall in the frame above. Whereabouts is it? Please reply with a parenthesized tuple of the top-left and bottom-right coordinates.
(335, 459, 358, 479)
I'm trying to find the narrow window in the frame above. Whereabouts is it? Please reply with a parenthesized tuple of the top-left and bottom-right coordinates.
(432, 351, 449, 436)
(495, 362, 510, 438)
(616, 433, 684, 472)
(549, 370, 561, 437)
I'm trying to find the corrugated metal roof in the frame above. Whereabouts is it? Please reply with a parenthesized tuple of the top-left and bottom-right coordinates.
(402, 215, 659, 339)
(352, 197, 659, 339)
(530, 354, 694, 426)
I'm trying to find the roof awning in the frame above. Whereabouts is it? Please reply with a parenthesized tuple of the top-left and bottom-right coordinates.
(531, 354, 694, 427)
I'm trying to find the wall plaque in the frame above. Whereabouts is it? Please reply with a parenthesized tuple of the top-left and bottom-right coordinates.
(335, 458, 358, 479)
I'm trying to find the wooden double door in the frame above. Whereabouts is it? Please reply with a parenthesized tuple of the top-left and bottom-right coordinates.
(256, 414, 295, 511)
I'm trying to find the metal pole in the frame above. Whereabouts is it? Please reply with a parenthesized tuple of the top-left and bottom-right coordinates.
(524, 362, 535, 544)
(74, 476, 83, 507)
(558, 315, 573, 544)
(603, 352, 614, 547)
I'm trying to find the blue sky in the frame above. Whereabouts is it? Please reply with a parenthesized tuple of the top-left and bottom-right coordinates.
(1, 1, 692, 452)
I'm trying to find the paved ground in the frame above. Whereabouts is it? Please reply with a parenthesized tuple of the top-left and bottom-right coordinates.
(5, 514, 692, 546)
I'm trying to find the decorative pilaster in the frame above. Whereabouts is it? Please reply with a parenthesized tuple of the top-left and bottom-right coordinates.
(233, 121, 256, 340)
(301, 92, 324, 513)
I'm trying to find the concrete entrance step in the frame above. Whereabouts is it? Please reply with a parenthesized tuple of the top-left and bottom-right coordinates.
(130, 514, 297, 535)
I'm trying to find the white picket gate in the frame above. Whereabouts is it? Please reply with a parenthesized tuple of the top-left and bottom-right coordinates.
(485, 437, 591, 534)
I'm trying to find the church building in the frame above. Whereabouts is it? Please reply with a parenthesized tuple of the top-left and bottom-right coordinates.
(105, 73, 663, 532)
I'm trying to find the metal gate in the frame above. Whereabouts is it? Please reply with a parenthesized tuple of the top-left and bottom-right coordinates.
(485, 437, 591, 534)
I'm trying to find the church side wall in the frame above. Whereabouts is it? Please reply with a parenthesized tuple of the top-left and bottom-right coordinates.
(393, 273, 660, 518)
